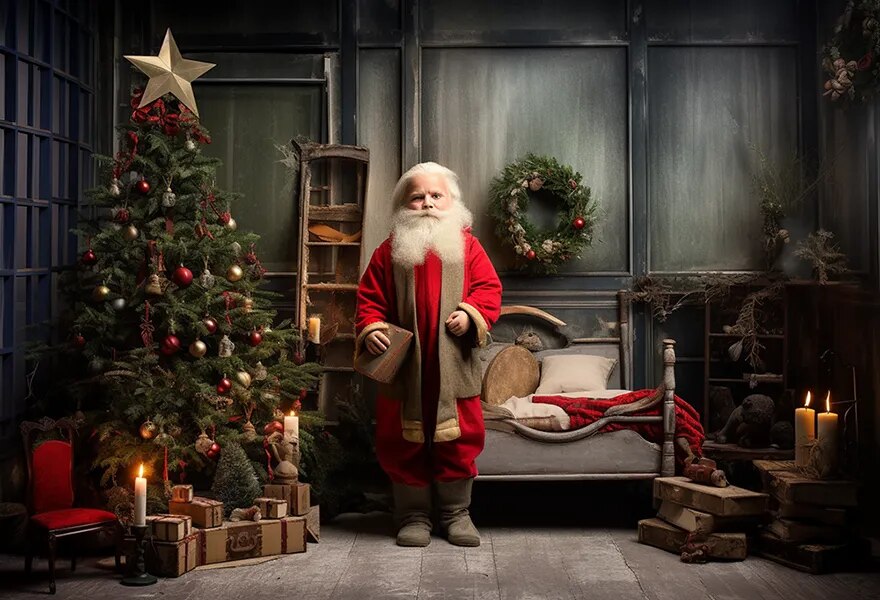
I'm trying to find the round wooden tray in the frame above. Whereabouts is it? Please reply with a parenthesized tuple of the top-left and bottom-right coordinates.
(481, 345, 539, 406)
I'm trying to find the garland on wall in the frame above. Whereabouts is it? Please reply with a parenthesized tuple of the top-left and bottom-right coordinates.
(822, 0, 880, 102)
(489, 154, 598, 274)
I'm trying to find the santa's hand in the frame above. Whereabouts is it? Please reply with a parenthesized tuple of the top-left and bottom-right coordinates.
(445, 310, 471, 336)
(365, 330, 391, 355)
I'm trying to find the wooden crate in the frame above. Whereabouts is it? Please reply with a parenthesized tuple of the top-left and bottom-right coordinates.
(755, 531, 871, 574)
(753, 459, 858, 507)
(637, 518, 747, 560)
(656, 501, 760, 534)
(653, 477, 768, 517)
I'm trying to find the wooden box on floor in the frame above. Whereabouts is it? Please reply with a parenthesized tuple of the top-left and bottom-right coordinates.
(653, 477, 768, 516)
(638, 518, 747, 560)
(656, 501, 760, 534)
(168, 496, 223, 529)
(305, 505, 320, 542)
(198, 517, 306, 565)
(755, 531, 871, 574)
(124, 531, 201, 577)
(263, 482, 310, 516)
(753, 460, 858, 507)
(146, 514, 193, 542)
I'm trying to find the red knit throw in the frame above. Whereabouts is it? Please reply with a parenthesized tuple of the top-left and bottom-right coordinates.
(534, 389, 705, 467)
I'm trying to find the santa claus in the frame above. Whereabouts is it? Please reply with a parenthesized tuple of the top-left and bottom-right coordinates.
(356, 162, 502, 547)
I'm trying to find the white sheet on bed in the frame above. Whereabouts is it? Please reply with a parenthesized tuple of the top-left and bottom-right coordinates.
(501, 389, 632, 431)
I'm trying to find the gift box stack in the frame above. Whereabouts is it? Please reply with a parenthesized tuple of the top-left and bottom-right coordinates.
(128, 483, 314, 577)
(752, 459, 870, 573)
(638, 469, 768, 563)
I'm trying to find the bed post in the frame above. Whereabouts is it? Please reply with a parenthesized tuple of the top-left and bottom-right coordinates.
(618, 290, 632, 390)
(661, 339, 676, 476)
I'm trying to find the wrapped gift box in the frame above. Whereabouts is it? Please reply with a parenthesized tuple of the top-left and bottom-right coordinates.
(171, 484, 194, 503)
(263, 482, 310, 516)
(280, 516, 307, 554)
(255, 497, 287, 519)
(147, 514, 193, 542)
(168, 496, 223, 529)
(125, 531, 201, 577)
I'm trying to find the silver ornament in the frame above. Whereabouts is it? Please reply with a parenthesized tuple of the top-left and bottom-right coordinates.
(230, 242, 242, 256)
(218, 334, 235, 357)
(199, 267, 216, 288)
(162, 187, 177, 208)
(111, 298, 127, 311)
(225, 217, 237, 231)
(185, 139, 197, 152)
(109, 178, 121, 197)
(253, 361, 267, 381)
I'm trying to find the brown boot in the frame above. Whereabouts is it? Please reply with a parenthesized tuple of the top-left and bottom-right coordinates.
(436, 478, 480, 547)
(392, 484, 432, 547)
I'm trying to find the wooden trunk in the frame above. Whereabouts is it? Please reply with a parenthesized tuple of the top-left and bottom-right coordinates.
(168, 497, 224, 529)
(653, 477, 768, 516)
(199, 520, 282, 565)
(766, 518, 846, 544)
(656, 501, 759, 534)
(637, 518, 747, 560)
(125, 532, 200, 577)
(305, 505, 320, 543)
(146, 514, 192, 542)
(755, 531, 871, 574)
(263, 482, 310, 516)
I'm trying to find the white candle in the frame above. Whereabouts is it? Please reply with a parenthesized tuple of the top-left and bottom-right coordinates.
(307, 316, 321, 345)
(284, 410, 299, 441)
(817, 391, 838, 473)
(134, 463, 147, 527)
(794, 391, 816, 467)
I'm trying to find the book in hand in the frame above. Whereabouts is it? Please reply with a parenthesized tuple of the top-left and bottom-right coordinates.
(354, 323, 413, 384)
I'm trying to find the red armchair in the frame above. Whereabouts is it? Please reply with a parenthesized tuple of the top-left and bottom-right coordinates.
(21, 417, 122, 594)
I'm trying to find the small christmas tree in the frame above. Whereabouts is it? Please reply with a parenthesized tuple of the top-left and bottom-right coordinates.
(39, 31, 318, 493)
(211, 441, 262, 516)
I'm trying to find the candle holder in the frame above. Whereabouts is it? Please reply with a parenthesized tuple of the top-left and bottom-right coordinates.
(121, 525, 157, 586)
(820, 349, 860, 476)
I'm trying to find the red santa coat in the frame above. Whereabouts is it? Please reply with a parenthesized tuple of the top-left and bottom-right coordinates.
(356, 232, 501, 484)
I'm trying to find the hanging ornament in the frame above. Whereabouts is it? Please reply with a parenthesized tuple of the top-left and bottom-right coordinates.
(111, 297, 127, 311)
(136, 178, 151, 194)
(195, 432, 214, 455)
(244, 250, 258, 265)
(206, 442, 221, 460)
(172, 265, 193, 288)
(525, 249, 537, 260)
(225, 217, 237, 232)
(92, 284, 111, 302)
(140, 420, 157, 440)
(230, 241, 242, 256)
(219, 211, 231, 225)
(264, 421, 284, 435)
(248, 330, 263, 346)
(185, 139, 197, 152)
(253, 361, 267, 380)
(199, 267, 216, 289)
(72, 333, 86, 348)
(162, 186, 177, 208)
(122, 224, 139, 241)
(572, 216, 586, 230)
(189, 339, 207, 358)
(109, 177, 121, 197)
(235, 371, 252, 388)
(161, 334, 181, 355)
(202, 316, 218, 334)
(218, 334, 235, 357)
(112, 207, 130, 224)
(242, 420, 257, 440)
(292, 351, 305, 365)
(145, 274, 164, 296)
(226, 264, 243, 282)
(217, 376, 232, 394)
(242, 297, 254, 313)
(81, 249, 97, 265)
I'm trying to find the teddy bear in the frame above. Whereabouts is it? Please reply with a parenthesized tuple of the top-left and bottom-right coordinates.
(714, 394, 776, 448)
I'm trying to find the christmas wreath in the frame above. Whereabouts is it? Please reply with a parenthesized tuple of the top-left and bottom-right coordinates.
(822, 0, 880, 102)
(489, 154, 598, 273)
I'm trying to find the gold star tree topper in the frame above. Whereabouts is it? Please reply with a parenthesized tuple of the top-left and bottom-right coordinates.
(124, 29, 215, 118)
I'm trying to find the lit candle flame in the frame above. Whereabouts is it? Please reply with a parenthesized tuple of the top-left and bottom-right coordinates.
(138, 463, 144, 478)
(290, 410, 296, 417)
(804, 391, 811, 408)
(825, 391, 831, 413)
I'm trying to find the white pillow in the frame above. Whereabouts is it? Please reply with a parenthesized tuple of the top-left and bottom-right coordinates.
(534, 354, 617, 394)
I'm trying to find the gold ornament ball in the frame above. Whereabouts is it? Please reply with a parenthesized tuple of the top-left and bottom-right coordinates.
(242, 297, 254, 313)
(226, 264, 243, 282)
(122, 224, 139, 241)
(225, 217, 237, 231)
(189, 339, 208, 358)
(92, 284, 111, 302)
(235, 370, 252, 388)
(139, 420, 157, 440)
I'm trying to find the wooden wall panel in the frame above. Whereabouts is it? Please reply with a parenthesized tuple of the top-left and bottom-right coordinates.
(648, 47, 799, 272)
(647, 0, 798, 42)
(421, 47, 629, 274)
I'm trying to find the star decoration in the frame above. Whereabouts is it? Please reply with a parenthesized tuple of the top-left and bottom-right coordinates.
(124, 29, 215, 118)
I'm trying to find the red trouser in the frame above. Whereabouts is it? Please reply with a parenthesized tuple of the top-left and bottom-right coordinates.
(375, 394, 485, 487)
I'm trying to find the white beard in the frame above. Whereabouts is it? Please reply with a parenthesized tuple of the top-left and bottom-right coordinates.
(390, 201, 473, 268)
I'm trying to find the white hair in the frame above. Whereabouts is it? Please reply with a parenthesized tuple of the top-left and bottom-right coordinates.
(391, 162, 463, 207)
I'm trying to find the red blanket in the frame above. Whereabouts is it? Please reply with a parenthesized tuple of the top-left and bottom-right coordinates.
(534, 389, 704, 467)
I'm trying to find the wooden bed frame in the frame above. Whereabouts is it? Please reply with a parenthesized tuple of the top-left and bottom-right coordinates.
(475, 291, 678, 481)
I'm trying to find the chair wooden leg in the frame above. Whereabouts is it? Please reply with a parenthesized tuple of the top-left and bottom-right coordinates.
(47, 533, 57, 595)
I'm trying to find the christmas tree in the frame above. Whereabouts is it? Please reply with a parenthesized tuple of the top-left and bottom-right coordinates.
(44, 32, 318, 495)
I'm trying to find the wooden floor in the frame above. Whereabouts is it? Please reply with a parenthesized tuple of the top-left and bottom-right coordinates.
(0, 510, 878, 599)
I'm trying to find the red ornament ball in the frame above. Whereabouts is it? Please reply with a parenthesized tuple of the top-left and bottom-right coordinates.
(206, 442, 221, 459)
(72, 334, 86, 348)
(217, 377, 232, 394)
(263, 421, 284, 435)
(219, 212, 231, 225)
(113, 208, 130, 223)
(161, 334, 181, 355)
(244, 251, 258, 265)
(81, 249, 97, 265)
(172, 265, 193, 288)
(525, 249, 536, 260)
(292, 351, 304, 365)
(248, 331, 263, 346)
(572, 216, 586, 230)
(136, 179, 150, 194)
(203, 317, 218, 334)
